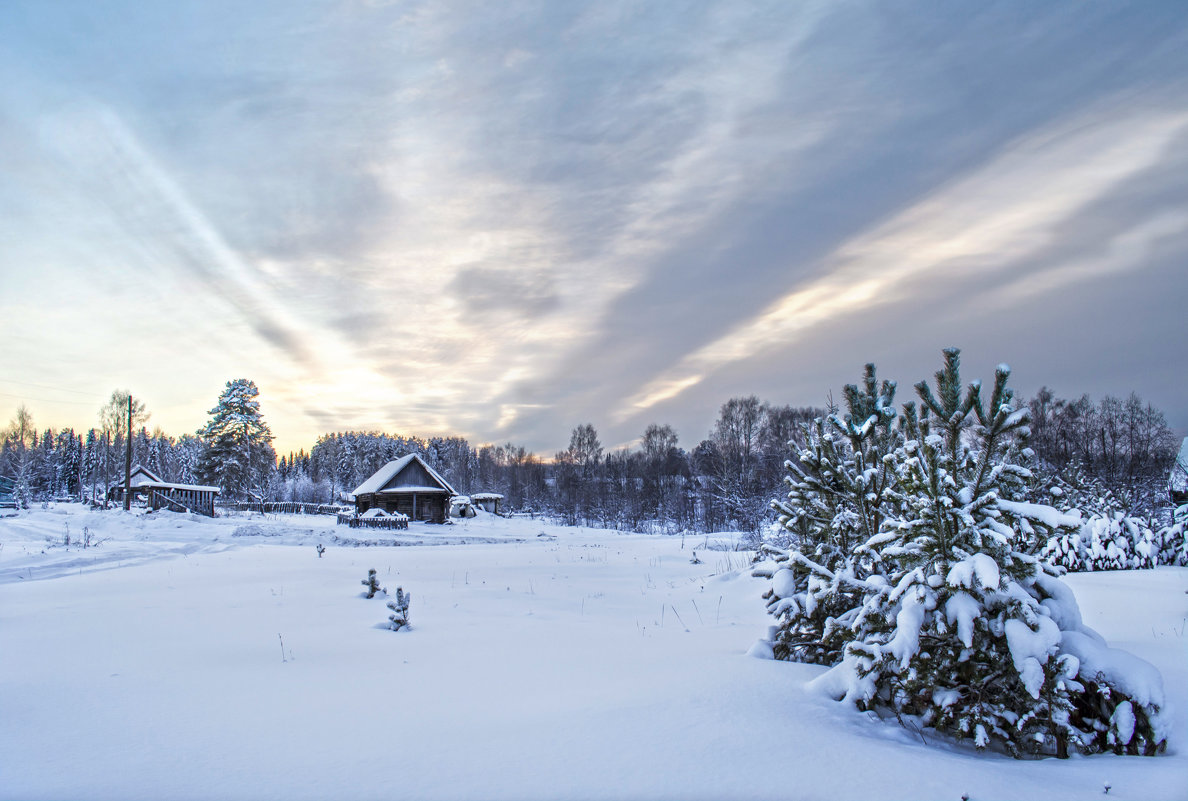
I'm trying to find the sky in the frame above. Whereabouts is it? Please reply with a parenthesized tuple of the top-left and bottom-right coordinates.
(2, 1, 1187, 457)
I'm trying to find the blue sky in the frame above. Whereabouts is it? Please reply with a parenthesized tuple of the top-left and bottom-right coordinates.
(2, 1, 1187, 455)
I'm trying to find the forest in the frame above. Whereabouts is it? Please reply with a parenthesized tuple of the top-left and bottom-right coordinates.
(1, 380, 1180, 535)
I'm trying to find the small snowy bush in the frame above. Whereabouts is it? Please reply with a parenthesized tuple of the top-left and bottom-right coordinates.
(758, 351, 1167, 758)
(1041, 513, 1158, 572)
(387, 587, 411, 631)
(1155, 505, 1187, 567)
(361, 568, 384, 599)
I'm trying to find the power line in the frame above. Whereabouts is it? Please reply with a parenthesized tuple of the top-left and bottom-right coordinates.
(0, 390, 98, 407)
(0, 378, 100, 397)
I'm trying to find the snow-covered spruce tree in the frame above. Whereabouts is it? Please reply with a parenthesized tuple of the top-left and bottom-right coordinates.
(387, 587, 411, 631)
(1034, 461, 1165, 573)
(801, 350, 1165, 757)
(1156, 505, 1187, 566)
(361, 568, 383, 599)
(760, 364, 901, 665)
(196, 379, 276, 502)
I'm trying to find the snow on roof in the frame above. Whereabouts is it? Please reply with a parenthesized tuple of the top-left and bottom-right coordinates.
(351, 454, 458, 496)
(111, 465, 219, 494)
(376, 485, 450, 494)
(113, 464, 164, 488)
(471, 493, 504, 500)
(154, 482, 221, 494)
(361, 508, 388, 518)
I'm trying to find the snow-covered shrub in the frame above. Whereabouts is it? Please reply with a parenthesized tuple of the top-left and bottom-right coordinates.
(361, 568, 384, 599)
(1038, 530, 1085, 572)
(759, 350, 1167, 758)
(387, 587, 411, 631)
(1155, 505, 1187, 567)
(1083, 514, 1156, 571)
(1041, 513, 1158, 572)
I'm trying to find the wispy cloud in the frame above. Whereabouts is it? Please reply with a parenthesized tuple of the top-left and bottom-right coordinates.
(618, 99, 1188, 419)
(33, 102, 320, 367)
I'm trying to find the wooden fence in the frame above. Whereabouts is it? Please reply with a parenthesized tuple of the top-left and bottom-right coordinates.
(336, 512, 410, 530)
(220, 502, 349, 516)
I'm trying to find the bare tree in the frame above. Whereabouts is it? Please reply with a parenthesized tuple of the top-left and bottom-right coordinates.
(97, 390, 149, 497)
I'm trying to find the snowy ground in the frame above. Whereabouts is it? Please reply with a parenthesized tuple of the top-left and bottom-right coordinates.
(1, 504, 1185, 801)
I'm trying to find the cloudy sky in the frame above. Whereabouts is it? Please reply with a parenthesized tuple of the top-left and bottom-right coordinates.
(2, 1, 1187, 456)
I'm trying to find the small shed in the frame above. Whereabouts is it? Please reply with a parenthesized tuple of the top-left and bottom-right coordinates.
(1170, 438, 1188, 506)
(352, 454, 457, 523)
(450, 495, 476, 518)
(471, 492, 504, 515)
(107, 464, 221, 517)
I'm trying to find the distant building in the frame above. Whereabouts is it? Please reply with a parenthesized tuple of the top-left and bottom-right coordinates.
(449, 495, 476, 518)
(352, 454, 457, 523)
(470, 492, 504, 515)
(1170, 438, 1188, 506)
(107, 464, 221, 517)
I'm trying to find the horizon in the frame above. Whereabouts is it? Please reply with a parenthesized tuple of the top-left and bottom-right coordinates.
(2, 360, 1181, 461)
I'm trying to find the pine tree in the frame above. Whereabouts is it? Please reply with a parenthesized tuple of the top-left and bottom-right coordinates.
(762, 364, 900, 665)
(839, 352, 1164, 756)
(196, 379, 276, 501)
(760, 350, 1167, 758)
(387, 587, 411, 631)
(361, 568, 383, 599)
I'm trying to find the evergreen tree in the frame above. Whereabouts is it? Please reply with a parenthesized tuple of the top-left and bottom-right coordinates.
(387, 587, 411, 631)
(758, 350, 1167, 758)
(763, 364, 900, 664)
(196, 379, 276, 501)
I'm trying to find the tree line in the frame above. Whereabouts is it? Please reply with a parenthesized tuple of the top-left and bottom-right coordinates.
(2, 379, 1180, 528)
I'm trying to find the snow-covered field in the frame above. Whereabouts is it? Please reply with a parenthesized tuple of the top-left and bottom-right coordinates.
(1, 504, 1185, 801)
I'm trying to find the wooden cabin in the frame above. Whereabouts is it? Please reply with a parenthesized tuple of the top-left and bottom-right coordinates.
(352, 454, 457, 523)
(107, 464, 221, 517)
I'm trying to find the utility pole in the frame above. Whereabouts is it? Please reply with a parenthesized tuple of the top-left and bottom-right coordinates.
(124, 395, 132, 511)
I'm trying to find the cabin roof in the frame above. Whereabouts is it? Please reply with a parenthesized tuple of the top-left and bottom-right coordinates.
(110, 465, 220, 494)
(352, 453, 458, 497)
(111, 464, 165, 487)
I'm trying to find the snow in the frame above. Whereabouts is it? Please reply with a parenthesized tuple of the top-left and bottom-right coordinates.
(886, 590, 927, 669)
(946, 553, 1000, 590)
(771, 567, 796, 598)
(2, 504, 1187, 800)
(1004, 615, 1061, 698)
(944, 590, 981, 648)
(1060, 631, 1166, 711)
(1112, 700, 1138, 747)
(998, 500, 1083, 530)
